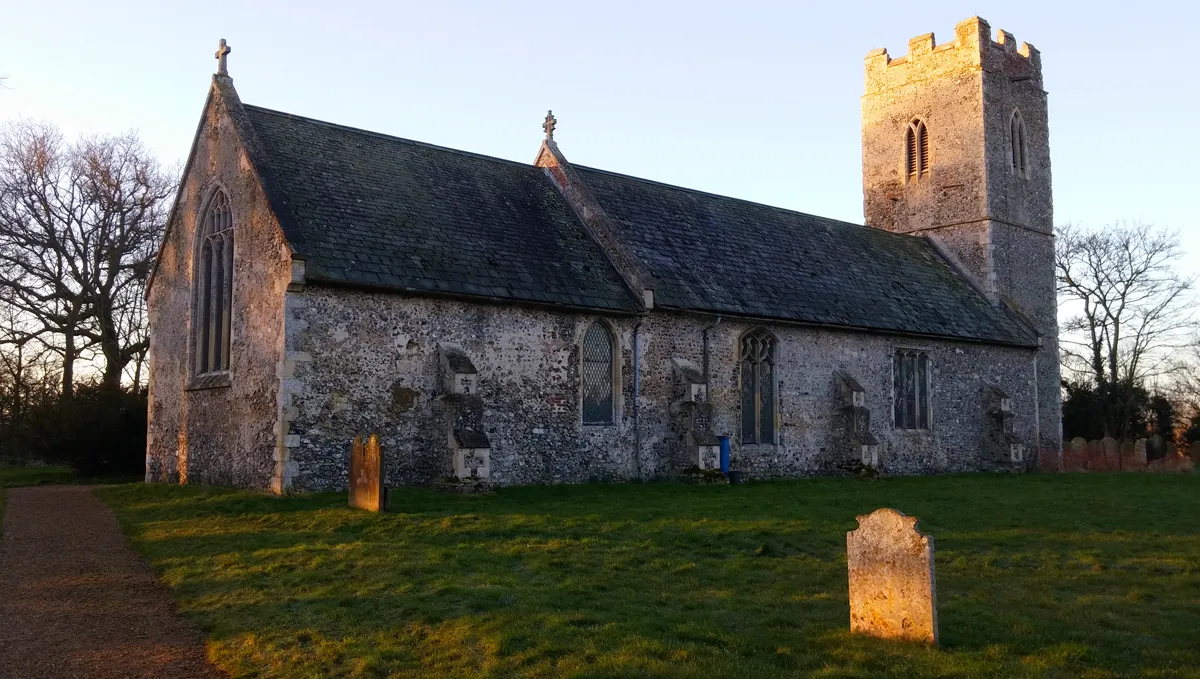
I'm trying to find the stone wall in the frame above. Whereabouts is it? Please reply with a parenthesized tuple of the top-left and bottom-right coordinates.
(145, 81, 294, 488)
(280, 285, 1041, 491)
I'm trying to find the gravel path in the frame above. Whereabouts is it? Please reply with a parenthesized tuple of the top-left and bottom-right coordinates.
(0, 485, 225, 678)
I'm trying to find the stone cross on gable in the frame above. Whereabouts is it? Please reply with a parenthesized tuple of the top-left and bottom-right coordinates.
(543, 110, 556, 140)
(215, 39, 231, 76)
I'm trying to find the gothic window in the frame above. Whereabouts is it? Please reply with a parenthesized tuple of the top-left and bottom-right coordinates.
(740, 328, 777, 444)
(582, 322, 615, 424)
(905, 119, 930, 179)
(1010, 110, 1028, 178)
(194, 189, 234, 375)
(893, 349, 931, 430)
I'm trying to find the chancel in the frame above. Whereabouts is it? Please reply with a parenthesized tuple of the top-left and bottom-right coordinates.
(145, 18, 1061, 492)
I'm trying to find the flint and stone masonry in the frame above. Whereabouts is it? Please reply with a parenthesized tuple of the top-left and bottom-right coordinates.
(146, 17, 1061, 492)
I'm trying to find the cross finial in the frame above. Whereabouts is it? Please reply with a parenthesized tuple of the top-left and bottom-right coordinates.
(542, 110, 557, 141)
(215, 38, 232, 77)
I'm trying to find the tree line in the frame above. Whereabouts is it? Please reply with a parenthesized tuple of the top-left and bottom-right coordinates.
(0, 121, 175, 473)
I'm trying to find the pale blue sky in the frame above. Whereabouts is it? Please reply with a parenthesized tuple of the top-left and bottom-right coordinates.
(2, 1, 1196, 262)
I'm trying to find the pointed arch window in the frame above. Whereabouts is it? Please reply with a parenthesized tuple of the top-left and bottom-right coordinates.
(905, 119, 930, 179)
(194, 190, 234, 375)
(1010, 111, 1028, 178)
(582, 322, 615, 424)
(740, 328, 777, 444)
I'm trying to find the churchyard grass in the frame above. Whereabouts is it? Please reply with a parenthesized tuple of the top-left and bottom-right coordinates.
(0, 464, 77, 488)
(97, 474, 1200, 678)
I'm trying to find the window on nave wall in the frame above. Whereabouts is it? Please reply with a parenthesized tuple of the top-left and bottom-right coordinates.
(582, 322, 614, 425)
(194, 189, 234, 375)
(893, 349, 931, 430)
(740, 328, 777, 444)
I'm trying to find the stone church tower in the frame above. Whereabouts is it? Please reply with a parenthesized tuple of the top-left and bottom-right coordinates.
(861, 16, 1061, 453)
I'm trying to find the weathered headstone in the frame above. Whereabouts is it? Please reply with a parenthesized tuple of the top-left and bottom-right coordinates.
(1064, 437, 1088, 471)
(1098, 437, 1120, 471)
(1146, 435, 1168, 463)
(349, 434, 384, 512)
(847, 508, 938, 644)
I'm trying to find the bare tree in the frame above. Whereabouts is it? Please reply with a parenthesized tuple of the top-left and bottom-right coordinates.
(1056, 221, 1197, 437)
(0, 121, 174, 394)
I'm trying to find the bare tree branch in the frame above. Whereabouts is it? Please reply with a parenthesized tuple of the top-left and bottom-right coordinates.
(0, 121, 175, 395)
(1057, 221, 1198, 438)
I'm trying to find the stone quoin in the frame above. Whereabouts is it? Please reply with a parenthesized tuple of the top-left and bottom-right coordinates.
(145, 20, 1061, 492)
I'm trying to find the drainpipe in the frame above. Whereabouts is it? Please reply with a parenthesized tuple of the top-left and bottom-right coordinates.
(633, 319, 644, 479)
(702, 315, 723, 382)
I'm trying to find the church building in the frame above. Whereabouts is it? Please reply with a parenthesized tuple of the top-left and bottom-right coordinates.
(145, 17, 1061, 492)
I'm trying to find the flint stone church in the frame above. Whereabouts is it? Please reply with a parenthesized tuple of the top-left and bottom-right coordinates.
(145, 17, 1061, 492)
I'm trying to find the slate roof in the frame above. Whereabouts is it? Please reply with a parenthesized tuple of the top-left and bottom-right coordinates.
(238, 103, 1036, 347)
(243, 106, 640, 312)
(575, 167, 1037, 346)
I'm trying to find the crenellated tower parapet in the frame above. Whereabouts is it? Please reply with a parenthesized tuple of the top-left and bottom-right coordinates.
(864, 18, 1041, 93)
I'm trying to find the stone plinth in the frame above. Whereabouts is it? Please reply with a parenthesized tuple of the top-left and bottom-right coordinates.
(847, 508, 938, 644)
(349, 434, 384, 512)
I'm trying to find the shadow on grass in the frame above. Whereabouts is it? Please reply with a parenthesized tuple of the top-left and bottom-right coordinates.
(98, 474, 1200, 678)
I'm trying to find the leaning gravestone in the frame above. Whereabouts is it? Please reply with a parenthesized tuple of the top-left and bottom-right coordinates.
(847, 508, 938, 644)
(349, 434, 384, 512)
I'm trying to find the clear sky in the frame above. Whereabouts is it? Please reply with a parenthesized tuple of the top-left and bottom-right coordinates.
(2, 1, 1196, 263)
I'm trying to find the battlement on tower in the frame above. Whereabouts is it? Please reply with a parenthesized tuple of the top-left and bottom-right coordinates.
(864, 17, 1041, 92)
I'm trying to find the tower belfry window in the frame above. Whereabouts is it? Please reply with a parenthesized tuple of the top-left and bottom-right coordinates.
(1010, 111, 1028, 178)
(905, 120, 929, 179)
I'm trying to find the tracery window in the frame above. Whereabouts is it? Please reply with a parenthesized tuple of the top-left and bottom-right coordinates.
(582, 322, 614, 424)
(194, 189, 234, 375)
(740, 328, 777, 444)
(1010, 110, 1028, 178)
(905, 119, 930, 179)
(893, 349, 931, 430)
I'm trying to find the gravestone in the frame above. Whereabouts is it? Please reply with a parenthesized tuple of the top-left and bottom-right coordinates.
(349, 434, 384, 512)
(1146, 435, 1168, 463)
(1064, 437, 1088, 471)
(847, 508, 938, 644)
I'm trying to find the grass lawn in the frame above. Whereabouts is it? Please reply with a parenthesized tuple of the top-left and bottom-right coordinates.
(0, 465, 142, 490)
(98, 474, 1200, 679)
(0, 465, 78, 488)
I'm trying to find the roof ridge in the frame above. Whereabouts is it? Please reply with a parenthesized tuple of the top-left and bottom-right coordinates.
(242, 103, 545, 172)
(573, 164, 894, 235)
